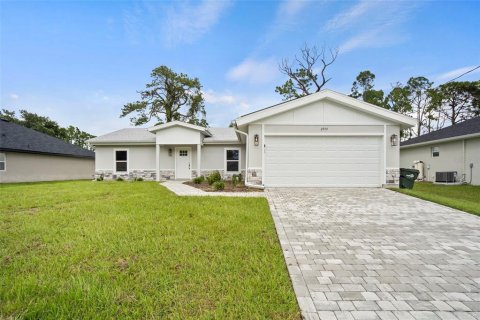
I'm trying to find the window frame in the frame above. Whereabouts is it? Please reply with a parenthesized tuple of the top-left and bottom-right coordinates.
(224, 148, 241, 173)
(431, 146, 440, 157)
(0, 153, 6, 172)
(114, 149, 129, 173)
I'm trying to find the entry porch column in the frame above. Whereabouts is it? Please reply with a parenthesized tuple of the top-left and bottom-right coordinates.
(197, 144, 201, 177)
(156, 144, 160, 182)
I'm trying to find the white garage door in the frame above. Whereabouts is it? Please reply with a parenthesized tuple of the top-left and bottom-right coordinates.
(264, 136, 382, 187)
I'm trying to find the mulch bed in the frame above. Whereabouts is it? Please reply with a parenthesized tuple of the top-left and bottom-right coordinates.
(184, 181, 263, 192)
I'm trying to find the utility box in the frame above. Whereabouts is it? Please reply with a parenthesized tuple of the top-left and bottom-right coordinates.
(413, 160, 424, 180)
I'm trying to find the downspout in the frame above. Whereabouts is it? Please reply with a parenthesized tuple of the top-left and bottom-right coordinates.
(234, 128, 263, 189)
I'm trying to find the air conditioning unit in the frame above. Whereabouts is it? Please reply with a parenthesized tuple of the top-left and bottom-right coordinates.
(435, 171, 457, 183)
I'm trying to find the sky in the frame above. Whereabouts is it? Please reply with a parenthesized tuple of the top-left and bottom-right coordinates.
(1, 0, 479, 135)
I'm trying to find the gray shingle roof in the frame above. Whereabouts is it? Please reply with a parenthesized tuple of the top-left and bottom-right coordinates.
(87, 128, 155, 144)
(0, 119, 95, 158)
(203, 127, 240, 143)
(401, 117, 480, 147)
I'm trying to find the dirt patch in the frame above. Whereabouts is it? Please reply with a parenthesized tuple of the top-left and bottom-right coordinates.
(184, 181, 263, 192)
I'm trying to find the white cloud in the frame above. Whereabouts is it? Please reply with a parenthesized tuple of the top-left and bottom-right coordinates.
(328, 0, 419, 53)
(436, 65, 480, 81)
(227, 58, 279, 85)
(10, 93, 19, 100)
(278, 0, 310, 17)
(324, 0, 377, 31)
(203, 90, 237, 105)
(164, 0, 232, 46)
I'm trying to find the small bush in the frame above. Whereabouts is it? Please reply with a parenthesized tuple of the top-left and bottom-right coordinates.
(193, 176, 204, 184)
(206, 171, 222, 185)
(96, 176, 104, 181)
(231, 174, 243, 187)
(116, 177, 124, 181)
(134, 177, 144, 182)
(213, 181, 225, 191)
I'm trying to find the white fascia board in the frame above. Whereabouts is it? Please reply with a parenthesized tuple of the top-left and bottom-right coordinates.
(400, 132, 480, 149)
(90, 141, 155, 146)
(148, 120, 209, 134)
(235, 89, 417, 128)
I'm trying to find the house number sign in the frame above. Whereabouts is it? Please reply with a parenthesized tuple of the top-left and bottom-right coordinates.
(320, 127, 329, 131)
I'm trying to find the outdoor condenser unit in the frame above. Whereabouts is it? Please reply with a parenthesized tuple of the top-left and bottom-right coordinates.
(435, 171, 457, 183)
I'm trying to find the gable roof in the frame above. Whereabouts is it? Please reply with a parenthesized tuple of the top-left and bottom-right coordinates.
(0, 119, 95, 158)
(148, 121, 211, 135)
(235, 89, 417, 128)
(87, 128, 156, 144)
(401, 117, 480, 148)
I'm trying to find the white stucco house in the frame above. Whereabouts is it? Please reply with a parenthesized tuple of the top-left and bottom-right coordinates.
(88, 90, 416, 187)
(400, 117, 480, 185)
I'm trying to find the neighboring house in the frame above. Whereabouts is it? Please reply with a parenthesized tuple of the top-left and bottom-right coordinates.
(89, 90, 415, 187)
(400, 117, 480, 185)
(0, 119, 95, 183)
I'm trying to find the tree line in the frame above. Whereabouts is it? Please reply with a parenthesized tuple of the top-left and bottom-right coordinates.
(276, 44, 480, 139)
(0, 109, 95, 149)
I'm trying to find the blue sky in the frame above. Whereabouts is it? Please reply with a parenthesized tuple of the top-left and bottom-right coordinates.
(1, 0, 479, 135)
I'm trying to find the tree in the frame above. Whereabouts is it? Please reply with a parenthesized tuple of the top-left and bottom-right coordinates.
(275, 44, 338, 100)
(385, 84, 413, 138)
(432, 81, 480, 126)
(404, 77, 436, 136)
(350, 70, 387, 108)
(121, 66, 207, 126)
(0, 109, 95, 149)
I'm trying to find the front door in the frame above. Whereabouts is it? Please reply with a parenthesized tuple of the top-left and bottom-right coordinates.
(175, 147, 191, 179)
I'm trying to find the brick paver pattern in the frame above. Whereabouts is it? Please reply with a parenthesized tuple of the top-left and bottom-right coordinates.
(266, 188, 480, 320)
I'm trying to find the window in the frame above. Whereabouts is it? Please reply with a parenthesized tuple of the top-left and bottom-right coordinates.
(115, 150, 128, 172)
(179, 150, 188, 157)
(431, 147, 439, 157)
(0, 153, 5, 171)
(225, 149, 240, 172)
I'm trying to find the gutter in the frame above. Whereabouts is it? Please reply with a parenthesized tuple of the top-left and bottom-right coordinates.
(233, 129, 264, 189)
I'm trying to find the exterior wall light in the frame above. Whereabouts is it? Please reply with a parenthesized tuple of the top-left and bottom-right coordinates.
(254, 134, 259, 146)
(390, 134, 398, 146)
(168, 148, 173, 156)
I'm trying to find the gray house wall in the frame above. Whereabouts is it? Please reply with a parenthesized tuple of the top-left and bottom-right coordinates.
(0, 152, 94, 183)
(400, 136, 480, 185)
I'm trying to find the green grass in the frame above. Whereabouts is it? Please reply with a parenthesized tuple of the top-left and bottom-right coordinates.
(0, 181, 299, 319)
(393, 182, 480, 216)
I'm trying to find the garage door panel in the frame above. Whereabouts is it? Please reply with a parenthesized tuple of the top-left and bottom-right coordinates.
(265, 136, 382, 187)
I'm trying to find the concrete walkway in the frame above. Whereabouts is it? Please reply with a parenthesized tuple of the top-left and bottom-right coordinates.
(161, 180, 265, 197)
(266, 188, 480, 320)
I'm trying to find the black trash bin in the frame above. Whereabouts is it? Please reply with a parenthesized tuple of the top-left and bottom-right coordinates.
(399, 168, 420, 189)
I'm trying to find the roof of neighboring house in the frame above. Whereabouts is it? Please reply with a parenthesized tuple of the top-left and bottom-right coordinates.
(235, 89, 417, 128)
(401, 117, 480, 147)
(0, 119, 95, 158)
(87, 128, 156, 144)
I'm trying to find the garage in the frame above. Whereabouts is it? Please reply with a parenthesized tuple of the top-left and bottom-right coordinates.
(264, 136, 382, 187)
(234, 90, 417, 188)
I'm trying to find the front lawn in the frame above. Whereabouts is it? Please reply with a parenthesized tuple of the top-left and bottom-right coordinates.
(0, 181, 299, 319)
(393, 182, 480, 216)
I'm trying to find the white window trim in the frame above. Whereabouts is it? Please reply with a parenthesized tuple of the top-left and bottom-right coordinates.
(114, 148, 129, 173)
(0, 153, 6, 172)
(431, 146, 440, 157)
(224, 148, 241, 173)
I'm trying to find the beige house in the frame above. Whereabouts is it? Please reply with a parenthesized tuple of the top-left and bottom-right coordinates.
(89, 90, 416, 187)
(0, 119, 95, 183)
(400, 117, 480, 185)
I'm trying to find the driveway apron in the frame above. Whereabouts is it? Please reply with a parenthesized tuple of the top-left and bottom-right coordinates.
(266, 188, 480, 320)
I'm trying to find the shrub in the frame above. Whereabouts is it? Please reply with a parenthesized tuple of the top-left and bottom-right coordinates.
(231, 173, 243, 187)
(213, 181, 225, 191)
(116, 177, 124, 181)
(134, 177, 144, 182)
(206, 171, 222, 185)
(96, 176, 104, 181)
(193, 176, 204, 184)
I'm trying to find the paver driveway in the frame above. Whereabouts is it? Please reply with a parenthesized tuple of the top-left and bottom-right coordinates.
(266, 188, 480, 320)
